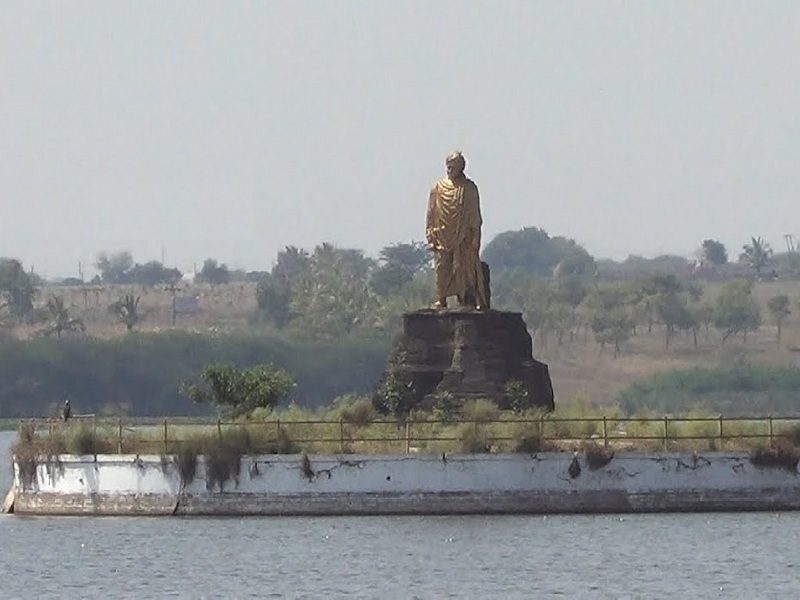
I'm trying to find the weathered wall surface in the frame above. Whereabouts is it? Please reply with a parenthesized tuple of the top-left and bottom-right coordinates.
(11, 452, 800, 516)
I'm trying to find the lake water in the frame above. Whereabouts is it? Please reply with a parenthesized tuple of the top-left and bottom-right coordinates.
(2, 431, 800, 598)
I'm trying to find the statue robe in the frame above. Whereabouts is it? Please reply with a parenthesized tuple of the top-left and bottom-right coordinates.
(426, 176, 487, 308)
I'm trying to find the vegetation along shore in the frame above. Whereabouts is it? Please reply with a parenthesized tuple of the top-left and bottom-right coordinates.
(1, 229, 800, 420)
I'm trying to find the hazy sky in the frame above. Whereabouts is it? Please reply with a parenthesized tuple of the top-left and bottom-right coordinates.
(1, 2, 798, 278)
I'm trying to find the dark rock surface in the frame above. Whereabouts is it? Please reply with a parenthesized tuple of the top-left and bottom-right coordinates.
(375, 309, 554, 412)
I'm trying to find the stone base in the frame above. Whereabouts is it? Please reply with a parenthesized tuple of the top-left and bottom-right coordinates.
(375, 309, 554, 412)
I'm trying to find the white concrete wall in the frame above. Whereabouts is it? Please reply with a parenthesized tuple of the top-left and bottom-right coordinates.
(12, 452, 800, 515)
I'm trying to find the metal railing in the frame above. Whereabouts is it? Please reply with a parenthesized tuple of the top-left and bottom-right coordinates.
(18, 414, 800, 454)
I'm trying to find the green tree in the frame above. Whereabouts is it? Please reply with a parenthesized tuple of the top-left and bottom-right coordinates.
(714, 280, 762, 343)
(289, 243, 377, 338)
(41, 296, 85, 339)
(591, 307, 632, 358)
(373, 372, 416, 418)
(482, 227, 594, 278)
(95, 250, 134, 283)
(256, 246, 311, 328)
(740, 237, 773, 278)
(586, 284, 633, 357)
(521, 280, 554, 348)
(128, 261, 182, 287)
(181, 363, 294, 418)
(109, 294, 142, 331)
(546, 302, 575, 346)
(693, 303, 715, 341)
(369, 242, 431, 297)
(0, 258, 36, 322)
(551, 254, 593, 342)
(701, 239, 728, 266)
(654, 292, 692, 350)
(634, 273, 683, 334)
(767, 294, 791, 344)
(196, 258, 231, 285)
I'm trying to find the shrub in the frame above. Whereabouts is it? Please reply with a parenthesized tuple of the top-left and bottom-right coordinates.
(11, 438, 38, 490)
(547, 396, 601, 439)
(750, 444, 799, 472)
(669, 409, 720, 448)
(623, 411, 664, 445)
(503, 380, 530, 414)
(511, 422, 542, 453)
(430, 391, 459, 423)
(461, 399, 499, 423)
(263, 428, 300, 454)
(374, 373, 415, 417)
(457, 423, 491, 453)
(66, 425, 101, 455)
(18, 422, 35, 444)
(584, 442, 614, 470)
(617, 364, 800, 415)
(248, 406, 273, 421)
(11, 425, 67, 490)
(782, 424, 800, 447)
(334, 395, 375, 428)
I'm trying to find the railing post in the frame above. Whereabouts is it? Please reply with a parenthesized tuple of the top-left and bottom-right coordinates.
(118, 418, 123, 454)
(663, 416, 669, 451)
(769, 416, 774, 448)
(602, 416, 608, 449)
(217, 419, 222, 440)
(718, 415, 723, 447)
(339, 418, 345, 454)
(163, 419, 168, 454)
(405, 420, 411, 454)
(276, 418, 281, 441)
(540, 413, 545, 443)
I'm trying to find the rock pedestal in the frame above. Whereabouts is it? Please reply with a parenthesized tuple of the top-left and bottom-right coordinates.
(375, 309, 554, 412)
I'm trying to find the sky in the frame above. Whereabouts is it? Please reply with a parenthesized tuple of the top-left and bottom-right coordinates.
(1, 2, 798, 278)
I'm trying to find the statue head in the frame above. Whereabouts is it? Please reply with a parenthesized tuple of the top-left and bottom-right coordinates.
(445, 151, 466, 180)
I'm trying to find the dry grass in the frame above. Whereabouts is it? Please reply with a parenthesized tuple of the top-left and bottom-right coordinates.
(14, 282, 259, 339)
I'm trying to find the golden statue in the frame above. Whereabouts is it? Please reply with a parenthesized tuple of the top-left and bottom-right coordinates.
(426, 151, 488, 310)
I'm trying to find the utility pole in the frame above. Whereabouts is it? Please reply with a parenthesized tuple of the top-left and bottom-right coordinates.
(164, 282, 181, 326)
(785, 234, 796, 254)
(79, 260, 88, 308)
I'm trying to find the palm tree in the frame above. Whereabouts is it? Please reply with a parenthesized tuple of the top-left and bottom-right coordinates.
(42, 295, 85, 339)
(110, 294, 141, 331)
(741, 237, 773, 278)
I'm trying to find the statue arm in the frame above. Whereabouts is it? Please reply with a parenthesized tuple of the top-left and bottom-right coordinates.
(425, 186, 438, 245)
